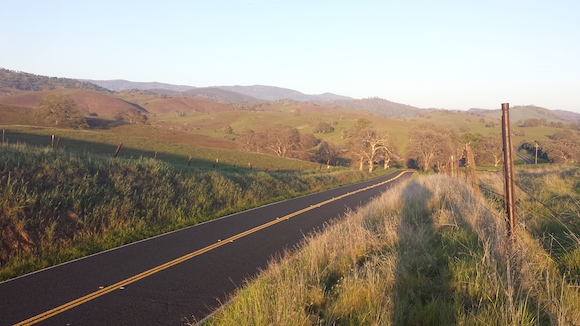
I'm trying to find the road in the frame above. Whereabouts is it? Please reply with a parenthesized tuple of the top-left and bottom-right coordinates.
(515, 151, 533, 164)
(0, 170, 412, 326)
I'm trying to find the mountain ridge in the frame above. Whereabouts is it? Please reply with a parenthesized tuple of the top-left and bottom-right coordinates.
(2, 68, 580, 121)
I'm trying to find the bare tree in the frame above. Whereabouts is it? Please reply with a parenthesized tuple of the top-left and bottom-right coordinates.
(542, 137, 580, 163)
(476, 134, 503, 166)
(263, 125, 301, 157)
(237, 128, 265, 153)
(350, 128, 397, 172)
(407, 124, 456, 171)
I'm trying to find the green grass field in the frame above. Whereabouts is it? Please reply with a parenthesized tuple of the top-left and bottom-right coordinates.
(0, 141, 392, 281)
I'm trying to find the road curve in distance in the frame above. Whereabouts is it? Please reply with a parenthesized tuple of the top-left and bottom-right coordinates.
(0, 170, 413, 326)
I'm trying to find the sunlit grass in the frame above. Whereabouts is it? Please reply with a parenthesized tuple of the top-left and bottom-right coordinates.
(0, 142, 378, 281)
(204, 171, 580, 325)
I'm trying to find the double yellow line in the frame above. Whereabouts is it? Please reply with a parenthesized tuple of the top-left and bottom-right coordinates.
(15, 171, 409, 325)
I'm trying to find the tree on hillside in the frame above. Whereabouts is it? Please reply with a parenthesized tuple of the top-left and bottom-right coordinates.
(263, 125, 301, 157)
(299, 133, 318, 150)
(543, 139, 580, 163)
(349, 128, 397, 172)
(115, 109, 148, 124)
(39, 94, 88, 129)
(406, 124, 457, 171)
(354, 118, 372, 132)
(313, 121, 334, 134)
(476, 134, 503, 166)
(520, 118, 547, 127)
(459, 132, 483, 148)
(237, 125, 304, 158)
(314, 141, 339, 164)
(237, 128, 265, 153)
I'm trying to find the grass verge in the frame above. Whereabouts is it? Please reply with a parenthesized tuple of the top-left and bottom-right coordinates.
(203, 172, 580, 325)
(0, 142, 385, 281)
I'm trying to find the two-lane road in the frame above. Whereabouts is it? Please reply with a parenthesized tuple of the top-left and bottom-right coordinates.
(0, 170, 412, 326)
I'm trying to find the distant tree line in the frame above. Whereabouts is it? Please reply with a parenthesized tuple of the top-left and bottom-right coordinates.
(0, 68, 109, 92)
(521, 130, 580, 164)
(237, 125, 318, 160)
(518, 118, 580, 130)
(236, 118, 400, 171)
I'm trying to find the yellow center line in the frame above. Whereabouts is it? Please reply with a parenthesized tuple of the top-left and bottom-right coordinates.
(15, 171, 410, 326)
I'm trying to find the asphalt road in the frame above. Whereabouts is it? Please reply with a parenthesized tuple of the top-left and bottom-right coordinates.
(0, 170, 412, 326)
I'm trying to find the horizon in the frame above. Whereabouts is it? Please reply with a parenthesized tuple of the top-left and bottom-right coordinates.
(1, 1, 579, 113)
(2, 67, 575, 113)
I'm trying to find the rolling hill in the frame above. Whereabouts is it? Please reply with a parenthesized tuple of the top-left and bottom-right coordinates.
(216, 85, 352, 102)
(84, 79, 195, 92)
(0, 89, 144, 118)
(181, 87, 260, 103)
(7, 68, 580, 123)
(468, 105, 577, 124)
(320, 97, 424, 119)
(77, 78, 422, 118)
(0, 68, 109, 93)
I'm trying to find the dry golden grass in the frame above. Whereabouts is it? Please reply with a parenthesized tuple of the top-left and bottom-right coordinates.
(203, 170, 580, 325)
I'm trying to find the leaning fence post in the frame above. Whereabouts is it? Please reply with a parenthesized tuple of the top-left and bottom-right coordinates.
(501, 103, 517, 241)
(113, 143, 122, 158)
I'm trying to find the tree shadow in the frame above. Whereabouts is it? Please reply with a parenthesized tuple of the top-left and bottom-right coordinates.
(86, 117, 129, 130)
(1, 129, 307, 173)
(392, 180, 457, 325)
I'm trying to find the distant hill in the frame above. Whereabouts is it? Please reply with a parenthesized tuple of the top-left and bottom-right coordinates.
(216, 85, 352, 102)
(0, 89, 144, 118)
(0, 68, 109, 93)
(554, 109, 580, 123)
(84, 79, 194, 92)
(468, 105, 575, 124)
(319, 97, 425, 119)
(181, 87, 260, 103)
(129, 95, 235, 115)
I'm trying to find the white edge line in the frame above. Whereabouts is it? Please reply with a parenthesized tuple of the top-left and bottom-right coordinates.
(1, 170, 410, 285)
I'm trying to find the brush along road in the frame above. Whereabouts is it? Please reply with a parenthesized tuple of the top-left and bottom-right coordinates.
(1, 170, 412, 326)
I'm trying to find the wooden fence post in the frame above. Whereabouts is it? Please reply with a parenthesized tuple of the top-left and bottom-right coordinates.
(113, 143, 122, 158)
(501, 103, 517, 240)
(465, 143, 480, 196)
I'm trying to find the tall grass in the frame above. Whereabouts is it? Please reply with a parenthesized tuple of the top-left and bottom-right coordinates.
(479, 166, 580, 324)
(0, 143, 373, 281)
(204, 172, 580, 325)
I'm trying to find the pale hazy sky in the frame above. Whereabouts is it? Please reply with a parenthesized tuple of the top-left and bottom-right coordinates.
(1, 0, 579, 112)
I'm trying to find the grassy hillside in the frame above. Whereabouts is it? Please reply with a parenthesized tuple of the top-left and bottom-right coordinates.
(0, 68, 109, 93)
(2, 94, 565, 168)
(205, 169, 580, 325)
(2, 69, 574, 165)
(469, 105, 575, 124)
(0, 142, 385, 281)
(0, 88, 142, 119)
